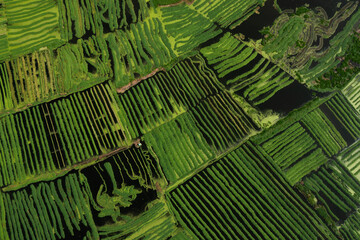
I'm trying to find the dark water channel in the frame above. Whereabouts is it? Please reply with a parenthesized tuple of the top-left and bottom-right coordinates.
(257, 81, 314, 114)
(232, 0, 280, 40)
(319, 103, 355, 145)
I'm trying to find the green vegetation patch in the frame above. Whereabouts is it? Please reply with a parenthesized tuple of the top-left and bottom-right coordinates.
(259, 122, 327, 185)
(301, 108, 347, 156)
(160, 4, 222, 54)
(107, 17, 176, 88)
(1, 144, 164, 240)
(143, 91, 257, 184)
(151, 0, 181, 7)
(323, 93, 360, 141)
(342, 73, 360, 113)
(258, 2, 360, 89)
(339, 209, 360, 239)
(201, 32, 293, 106)
(3, 0, 360, 239)
(190, 92, 257, 153)
(298, 160, 360, 234)
(0, 4, 9, 62)
(98, 201, 180, 240)
(2, 173, 99, 240)
(316, 32, 360, 89)
(114, 55, 222, 137)
(3, 0, 64, 59)
(191, 0, 265, 29)
(55, 37, 112, 91)
(0, 35, 112, 117)
(250, 93, 360, 185)
(145, 113, 215, 184)
(262, 15, 305, 60)
(167, 142, 335, 239)
(0, 83, 131, 188)
(58, 0, 150, 40)
(338, 139, 360, 181)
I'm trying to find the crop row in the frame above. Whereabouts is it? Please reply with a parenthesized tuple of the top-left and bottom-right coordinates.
(261, 123, 306, 154)
(81, 144, 162, 194)
(324, 94, 360, 141)
(0, 142, 163, 240)
(342, 73, 360, 113)
(337, 140, 360, 180)
(251, 93, 336, 144)
(2, 0, 64, 61)
(0, 35, 111, 116)
(107, 17, 176, 88)
(200, 32, 293, 105)
(98, 202, 179, 240)
(144, 112, 215, 183)
(77, 145, 162, 221)
(1, 173, 98, 240)
(0, 49, 57, 111)
(55, 36, 112, 91)
(259, 121, 329, 186)
(339, 209, 360, 239)
(0, 0, 162, 104)
(190, 91, 257, 153)
(167, 142, 335, 239)
(0, 4, 9, 61)
(298, 2, 360, 84)
(301, 108, 347, 157)
(285, 148, 328, 186)
(252, 93, 359, 186)
(115, 55, 222, 137)
(243, 66, 293, 105)
(261, 122, 317, 169)
(160, 4, 222, 54)
(262, 16, 305, 60)
(303, 160, 360, 225)
(191, 0, 264, 29)
(200, 32, 259, 80)
(58, 0, 149, 40)
(0, 0, 165, 112)
(143, 89, 256, 183)
(0, 83, 130, 188)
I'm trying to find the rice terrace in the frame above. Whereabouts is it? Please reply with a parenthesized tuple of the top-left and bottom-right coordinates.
(1, 0, 360, 239)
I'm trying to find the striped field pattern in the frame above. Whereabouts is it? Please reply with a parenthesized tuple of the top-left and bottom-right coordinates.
(339, 209, 360, 239)
(342, 73, 360, 113)
(1, 1, 360, 239)
(338, 140, 360, 180)
(108, 17, 176, 88)
(200, 33, 294, 105)
(2, 173, 98, 240)
(58, 0, 150, 40)
(302, 160, 360, 224)
(190, 91, 257, 152)
(191, 0, 265, 29)
(0, 36, 112, 116)
(301, 108, 347, 157)
(322, 94, 360, 142)
(259, 122, 328, 185)
(145, 112, 215, 183)
(167, 142, 335, 239)
(3, 0, 64, 58)
(115, 55, 222, 137)
(1, 143, 163, 240)
(160, 4, 222, 54)
(0, 83, 131, 188)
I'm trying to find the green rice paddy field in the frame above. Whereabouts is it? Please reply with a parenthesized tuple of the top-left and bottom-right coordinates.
(1, 0, 360, 239)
